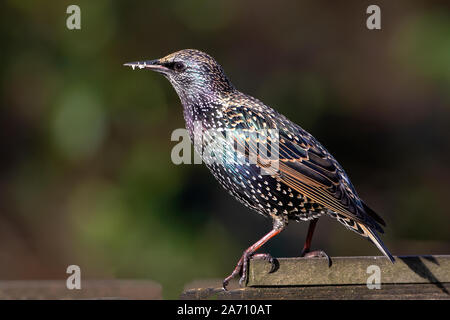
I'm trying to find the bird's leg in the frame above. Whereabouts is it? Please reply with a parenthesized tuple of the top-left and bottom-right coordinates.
(300, 218, 332, 267)
(300, 218, 318, 256)
(223, 220, 285, 290)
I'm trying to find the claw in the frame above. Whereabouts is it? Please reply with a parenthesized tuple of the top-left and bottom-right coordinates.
(301, 249, 332, 267)
(222, 279, 230, 291)
(238, 274, 246, 287)
(223, 252, 277, 290)
(252, 253, 277, 273)
(223, 257, 244, 291)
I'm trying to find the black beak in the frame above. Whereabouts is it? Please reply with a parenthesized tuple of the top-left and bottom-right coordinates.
(123, 59, 169, 73)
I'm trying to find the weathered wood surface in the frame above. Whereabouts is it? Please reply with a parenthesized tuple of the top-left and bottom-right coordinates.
(181, 255, 450, 300)
(181, 283, 450, 300)
(248, 255, 450, 286)
(0, 280, 162, 300)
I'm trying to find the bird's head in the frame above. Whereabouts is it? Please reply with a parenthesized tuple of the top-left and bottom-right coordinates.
(124, 49, 235, 101)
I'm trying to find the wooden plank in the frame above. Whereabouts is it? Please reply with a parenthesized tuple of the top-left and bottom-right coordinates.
(180, 283, 450, 300)
(0, 280, 162, 300)
(180, 255, 450, 300)
(247, 255, 450, 286)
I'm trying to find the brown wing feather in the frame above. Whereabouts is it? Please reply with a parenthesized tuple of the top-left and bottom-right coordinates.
(224, 105, 384, 233)
(276, 126, 384, 233)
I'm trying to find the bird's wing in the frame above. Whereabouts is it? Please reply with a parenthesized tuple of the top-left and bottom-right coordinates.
(223, 105, 385, 233)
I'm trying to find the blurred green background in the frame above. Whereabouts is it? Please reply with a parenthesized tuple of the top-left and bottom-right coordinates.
(0, 0, 449, 298)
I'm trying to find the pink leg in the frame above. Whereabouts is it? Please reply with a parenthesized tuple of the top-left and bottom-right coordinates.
(300, 218, 332, 267)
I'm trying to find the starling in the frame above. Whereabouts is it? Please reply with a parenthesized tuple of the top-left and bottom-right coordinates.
(124, 49, 395, 289)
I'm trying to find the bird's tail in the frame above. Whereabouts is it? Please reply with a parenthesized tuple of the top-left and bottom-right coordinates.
(358, 223, 395, 263)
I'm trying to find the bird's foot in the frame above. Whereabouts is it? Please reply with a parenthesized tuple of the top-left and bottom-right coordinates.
(301, 249, 332, 267)
(251, 253, 278, 273)
(222, 253, 276, 291)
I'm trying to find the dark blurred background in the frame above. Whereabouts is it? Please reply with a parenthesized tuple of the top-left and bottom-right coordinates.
(0, 0, 449, 298)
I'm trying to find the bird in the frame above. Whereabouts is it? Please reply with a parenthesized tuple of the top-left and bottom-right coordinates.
(124, 49, 395, 290)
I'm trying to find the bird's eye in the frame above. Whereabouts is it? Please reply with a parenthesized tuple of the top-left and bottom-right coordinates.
(173, 62, 185, 72)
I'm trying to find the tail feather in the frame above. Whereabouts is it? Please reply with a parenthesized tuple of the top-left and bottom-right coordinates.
(361, 201, 386, 227)
(358, 223, 395, 263)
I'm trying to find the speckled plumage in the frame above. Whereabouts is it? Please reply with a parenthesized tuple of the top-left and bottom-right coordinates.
(125, 49, 395, 288)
